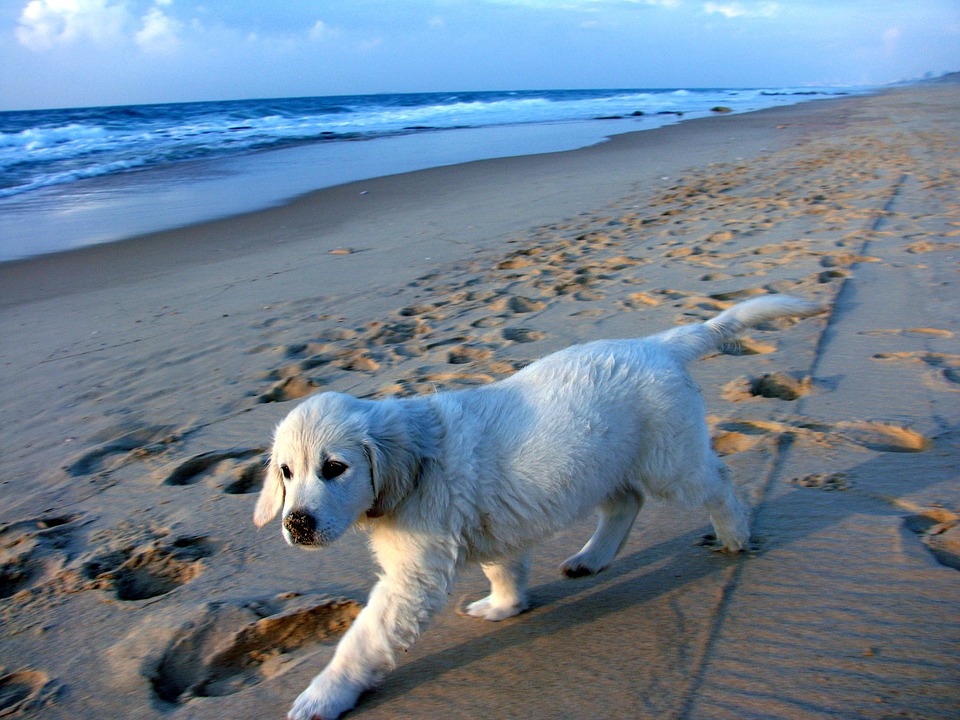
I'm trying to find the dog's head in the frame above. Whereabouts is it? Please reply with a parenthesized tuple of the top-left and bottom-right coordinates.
(253, 392, 427, 547)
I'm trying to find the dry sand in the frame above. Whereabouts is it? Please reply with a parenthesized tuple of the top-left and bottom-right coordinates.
(1, 82, 958, 719)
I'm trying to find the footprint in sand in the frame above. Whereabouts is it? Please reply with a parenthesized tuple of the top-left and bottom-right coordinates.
(711, 418, 931, 456)
(160, 450, 267, 495)
(830, 421, 931, 453)
(0, 669, 57, 716)
(621, 291, 661, 310)
(720, 337, 779, 356)
(904, 240, 960, 254)
(376, 372, 498, 398)
(722, 372, 812, 402)
(485, 295, 547, 314)
(148, 593, 360, 704)
(903, 509, 960, 571)
(472, 315, 506, 329)
(259, 375, 322, 402)
(818, 268, 850, 283)
(872, 350, 960, 391)
(788, 472, 850, 491)
(368, 318, 433, 345)
(261, 318, 444, 401)
(373, 357, 529, 398)
(710, 419, 781, 456)
(82, 535, 215, 602)
(220, 458, 269, 495)
(862, 327, 954, 339)
(819, 253, 881, 268)
(502, 328, 546, 343)
(447, 345, 494, 365)
(257, 351, 329, 404)
(0, 515, 79, 601)
(64, 425, 180, 477)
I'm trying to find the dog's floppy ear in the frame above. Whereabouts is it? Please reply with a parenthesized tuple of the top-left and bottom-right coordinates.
(363, 437, 410, 518)
(253, 455, 284, 527)
(362, 401, 430, 517)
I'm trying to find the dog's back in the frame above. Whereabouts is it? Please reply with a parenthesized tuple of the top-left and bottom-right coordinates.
(441, 295, 822, 529)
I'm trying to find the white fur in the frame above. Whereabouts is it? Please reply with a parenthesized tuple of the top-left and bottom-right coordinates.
(255, 295, 821, 720)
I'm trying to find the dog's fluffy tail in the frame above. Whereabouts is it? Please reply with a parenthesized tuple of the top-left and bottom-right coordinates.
(659, 295, 823, 364)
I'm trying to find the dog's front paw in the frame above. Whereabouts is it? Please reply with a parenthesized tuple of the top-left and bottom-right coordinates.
(288, 675, 362, 720)
(465, 595, 528, 622)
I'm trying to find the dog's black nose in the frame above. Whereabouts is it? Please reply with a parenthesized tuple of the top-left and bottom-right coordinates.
(283, 510, 317, 544)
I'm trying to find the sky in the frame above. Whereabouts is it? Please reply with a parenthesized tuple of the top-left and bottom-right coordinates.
(1, 0, 958, 111)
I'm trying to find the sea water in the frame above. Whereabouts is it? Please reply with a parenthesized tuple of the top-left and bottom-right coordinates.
(0, 87, 862, 261)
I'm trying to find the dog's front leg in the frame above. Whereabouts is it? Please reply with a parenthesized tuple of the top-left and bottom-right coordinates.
(288, 547, 456, 720)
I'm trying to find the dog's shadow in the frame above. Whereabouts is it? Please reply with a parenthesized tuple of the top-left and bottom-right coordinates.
(358, 528, 731, 711)
(357, 428, 957, 713)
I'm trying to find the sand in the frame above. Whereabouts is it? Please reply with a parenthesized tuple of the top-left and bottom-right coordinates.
(1, 82, 958, 720)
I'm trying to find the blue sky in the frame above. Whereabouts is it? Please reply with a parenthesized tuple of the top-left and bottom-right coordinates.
(1, 0, 958, 110)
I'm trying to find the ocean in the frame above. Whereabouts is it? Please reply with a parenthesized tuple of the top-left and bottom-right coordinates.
(0, 87, 862, 262)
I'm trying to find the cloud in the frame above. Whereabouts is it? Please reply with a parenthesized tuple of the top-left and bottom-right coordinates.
(136, 5, 181, 53)
(16, 0, 128, 50)
(16, 0, 181, 53)
(309, 19, 339, 42)
(703, 2, 778, 19)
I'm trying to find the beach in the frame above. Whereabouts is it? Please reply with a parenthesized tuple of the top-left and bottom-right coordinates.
(1, 80, 958, 719)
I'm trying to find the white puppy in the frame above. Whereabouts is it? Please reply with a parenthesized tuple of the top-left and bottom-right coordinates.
(254, 295, 820, 720)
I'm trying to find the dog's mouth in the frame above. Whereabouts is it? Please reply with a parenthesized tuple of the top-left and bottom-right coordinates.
(285, 535, 324, 549)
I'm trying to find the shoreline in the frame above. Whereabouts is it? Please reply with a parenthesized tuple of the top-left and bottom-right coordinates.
(0, 87, 865, 265)
(0, 93, 867, 308)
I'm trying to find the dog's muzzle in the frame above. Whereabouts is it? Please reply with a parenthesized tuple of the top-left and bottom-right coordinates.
(283, 510, 318, 545)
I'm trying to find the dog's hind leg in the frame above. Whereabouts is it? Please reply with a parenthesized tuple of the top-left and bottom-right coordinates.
(466, 550, 530, 621)
(561, 487, 643, 578)
(703, 461, 750, 553)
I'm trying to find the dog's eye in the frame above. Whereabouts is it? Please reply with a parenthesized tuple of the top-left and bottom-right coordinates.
(279, 464, 292, 481)
(321, 459, 348, 481)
